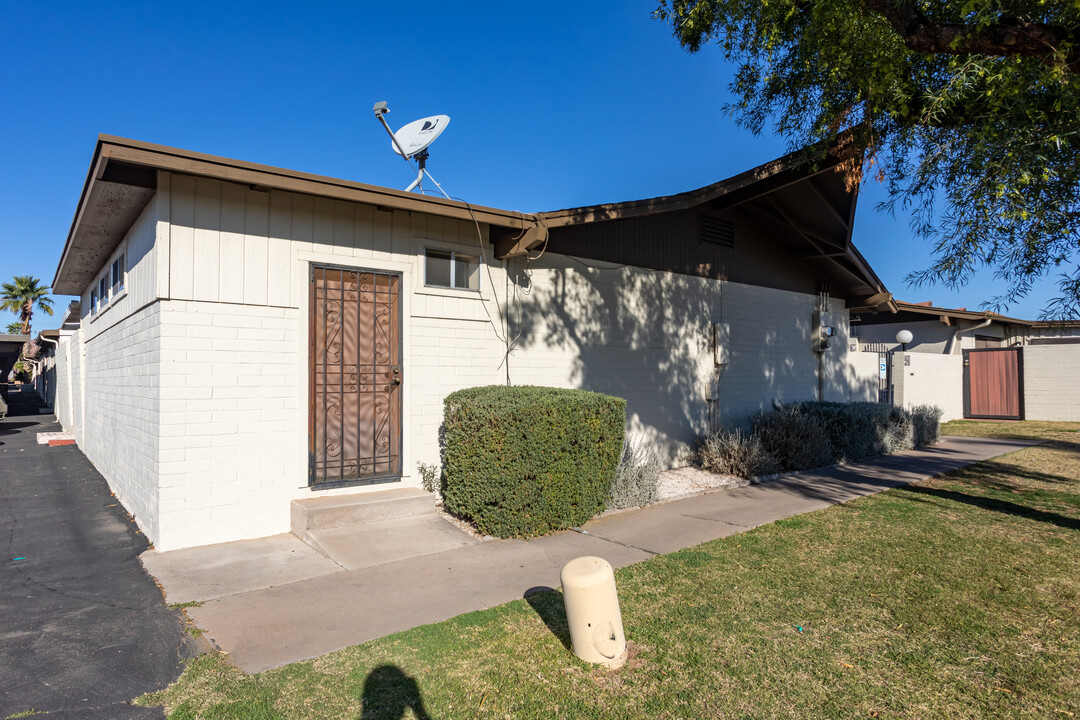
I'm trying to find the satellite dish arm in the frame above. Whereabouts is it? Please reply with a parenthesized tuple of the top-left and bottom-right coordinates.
(373, 102, 413, 163)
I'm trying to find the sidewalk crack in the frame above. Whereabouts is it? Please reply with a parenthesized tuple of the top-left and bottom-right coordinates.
(569, 528, 659, 557)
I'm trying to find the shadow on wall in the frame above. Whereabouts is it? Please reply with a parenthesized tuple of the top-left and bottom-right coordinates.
(507, 254, 873, 466)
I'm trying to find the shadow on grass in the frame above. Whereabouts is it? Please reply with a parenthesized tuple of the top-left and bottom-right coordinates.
(524, 586, 571, 651)
(897, 485, 1080, 531)
(948, 455, 1079, 487)
(361, 665, 433, 720)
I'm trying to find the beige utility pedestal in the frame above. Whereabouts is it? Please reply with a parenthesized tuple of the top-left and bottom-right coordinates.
(560, 556, 628, 669)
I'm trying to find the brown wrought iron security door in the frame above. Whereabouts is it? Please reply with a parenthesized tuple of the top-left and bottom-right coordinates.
(310, 266, 402, 486)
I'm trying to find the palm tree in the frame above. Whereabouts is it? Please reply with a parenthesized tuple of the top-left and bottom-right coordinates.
(4, 321, 23, 334)
(1, 276, 54, 336)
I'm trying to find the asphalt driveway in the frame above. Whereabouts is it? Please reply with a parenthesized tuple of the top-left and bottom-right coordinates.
(0, 387, 195, 718)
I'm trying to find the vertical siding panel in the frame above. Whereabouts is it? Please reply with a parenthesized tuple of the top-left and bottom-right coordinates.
(391, 210, 411, 269)
(290, 193, 315, 307)
(291, 193, 314, 249)
(267, 191, 292, 307)
(311, 197, 334, 252)
(332, 199, 355, 256)
(169, 174, 196, 300)
(126, 204, 157, 310)
(154, 172, 170, 300)
(385, 206, 406, 259)
(219, 183, 246, 304)
(193, 178, 222, 302)
(244, 189, 269, 305)
(355, 203, 378, 257)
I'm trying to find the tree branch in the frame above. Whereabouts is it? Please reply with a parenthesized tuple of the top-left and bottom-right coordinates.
(862, 0, 1078, 67)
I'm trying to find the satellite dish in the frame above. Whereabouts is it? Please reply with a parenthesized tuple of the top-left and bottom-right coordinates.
(391, 115, 450, 158)
(372, 102, 453, 195)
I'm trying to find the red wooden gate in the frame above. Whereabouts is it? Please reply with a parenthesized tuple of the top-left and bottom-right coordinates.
(963, 348, 1024, 420)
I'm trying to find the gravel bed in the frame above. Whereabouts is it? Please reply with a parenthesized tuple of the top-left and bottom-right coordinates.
(656, 465, 749, 500)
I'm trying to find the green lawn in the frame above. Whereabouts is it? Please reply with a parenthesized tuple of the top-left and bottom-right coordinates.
(139, 421, 1080, 719)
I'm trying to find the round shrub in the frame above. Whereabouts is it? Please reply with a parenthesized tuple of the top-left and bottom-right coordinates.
(442, 385, 626, 538)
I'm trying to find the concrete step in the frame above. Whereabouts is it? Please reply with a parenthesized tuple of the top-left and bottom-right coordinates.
(290, 487, 435, 537)
(303, 514, 478, 571)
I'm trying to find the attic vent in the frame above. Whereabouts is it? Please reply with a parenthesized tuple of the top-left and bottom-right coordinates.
(700, 215, 735, 248)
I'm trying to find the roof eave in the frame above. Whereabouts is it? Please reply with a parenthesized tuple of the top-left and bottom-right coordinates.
(53, 135, 535, 295)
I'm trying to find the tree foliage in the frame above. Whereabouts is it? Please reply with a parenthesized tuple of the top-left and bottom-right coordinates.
(1, 275, 53, 335)
(656, 0, 1080, 318)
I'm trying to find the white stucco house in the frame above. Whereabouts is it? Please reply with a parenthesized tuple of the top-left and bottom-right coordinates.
(52, 135, 894, 551)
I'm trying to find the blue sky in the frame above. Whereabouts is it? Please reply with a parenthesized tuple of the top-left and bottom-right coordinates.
(0, 1, 1065, 329)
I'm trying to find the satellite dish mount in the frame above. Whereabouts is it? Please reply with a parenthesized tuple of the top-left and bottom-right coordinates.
(373, 101, 451, 197)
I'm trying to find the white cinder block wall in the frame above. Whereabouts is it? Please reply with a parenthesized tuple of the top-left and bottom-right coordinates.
(1023, 344, 1080, 420)
(154, 301, 301, 549)
(80, 303, 163, 540)
(509, 254, 876, 464)
(890, 352, 964, 421)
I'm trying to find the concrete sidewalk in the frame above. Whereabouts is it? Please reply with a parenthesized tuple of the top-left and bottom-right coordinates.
(143, 435, 1036, 673)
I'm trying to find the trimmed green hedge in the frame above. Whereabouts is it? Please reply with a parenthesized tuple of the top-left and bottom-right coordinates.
(441, 385, 626, 538)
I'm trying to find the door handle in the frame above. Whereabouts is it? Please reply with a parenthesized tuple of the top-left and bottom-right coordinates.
(390, 366, 402, 387)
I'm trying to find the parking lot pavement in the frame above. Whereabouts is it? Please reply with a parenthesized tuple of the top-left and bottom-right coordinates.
(0, 388, 196, 718)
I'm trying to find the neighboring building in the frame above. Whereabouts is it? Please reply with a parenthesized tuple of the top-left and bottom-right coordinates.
(27, 329, 60, 408)
(855, 300, 1080, 423)
(0, 333, 31, 395)
(52, 135, 892, 550)
(1025, 320, 1080, 345)
(853, 301, 1035, 354)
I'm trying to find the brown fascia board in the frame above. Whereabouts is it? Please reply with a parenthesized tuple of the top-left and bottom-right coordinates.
(538, 146, 830, 227)
(893, 301, 1033, 326)
(53, 135, 535, 294)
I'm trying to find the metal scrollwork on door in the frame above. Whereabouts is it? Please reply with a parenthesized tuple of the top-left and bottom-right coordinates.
(310, 266, 402, 486)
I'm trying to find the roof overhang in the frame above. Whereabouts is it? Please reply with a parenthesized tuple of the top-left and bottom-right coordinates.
(53, 135, 537, 295)
(0, 334, 30, 380)
(888, 301, 1033, 326)
(523, 145, 896, 313)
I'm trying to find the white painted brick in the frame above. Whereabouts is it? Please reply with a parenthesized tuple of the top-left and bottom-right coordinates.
(1023, 345, 1080, 420)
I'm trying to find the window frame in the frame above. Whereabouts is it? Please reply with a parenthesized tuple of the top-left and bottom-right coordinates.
(89, 242, 128, 318)
(111, 252, 125, 295)
(423, 246, 481, 292)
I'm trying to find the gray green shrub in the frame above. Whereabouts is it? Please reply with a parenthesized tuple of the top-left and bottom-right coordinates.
(606, 440, 661, 509)
(692, 427, 780, 478)
(752, 406, 835, 471)
(696, 401, 943, 478)
(910, 404, 944, 447)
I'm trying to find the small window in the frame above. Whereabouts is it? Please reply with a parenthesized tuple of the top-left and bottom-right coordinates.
(425, 248, 479, 290)
(90, 288, 98, 313)
(111, 253, 125, 294)
(98, 276, 108, 307)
